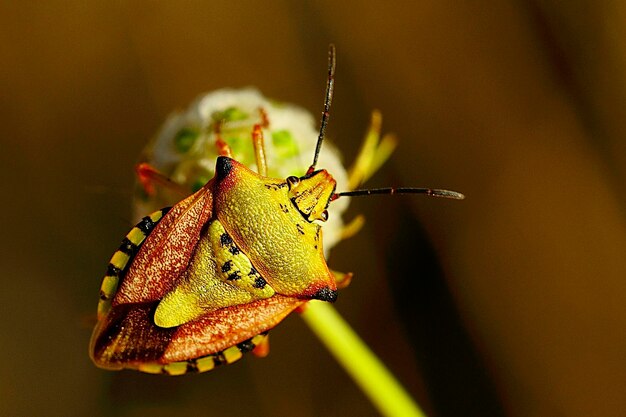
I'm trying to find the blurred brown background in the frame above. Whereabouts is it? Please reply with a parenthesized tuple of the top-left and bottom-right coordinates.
(2, 1, 626, 416)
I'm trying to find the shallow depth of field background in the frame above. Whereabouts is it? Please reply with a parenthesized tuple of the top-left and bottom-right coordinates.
(2, 2, 626, 417)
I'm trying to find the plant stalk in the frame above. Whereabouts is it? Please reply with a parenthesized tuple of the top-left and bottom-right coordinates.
(300, 301, 427, 417)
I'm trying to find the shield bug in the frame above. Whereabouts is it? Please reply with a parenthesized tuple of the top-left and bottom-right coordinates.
(89, 45, 464, 375)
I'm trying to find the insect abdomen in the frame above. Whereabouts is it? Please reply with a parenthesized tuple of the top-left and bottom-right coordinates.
(97, 208, 171, 318)
(137, 333, 268, 375)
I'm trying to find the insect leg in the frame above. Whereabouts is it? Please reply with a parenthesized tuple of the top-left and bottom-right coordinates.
(213, 119, 233, 157)
(252, 124, 268, 176)
(135, 163, 189, 197)
(259, 107, 270, 128)
(251, 335, 270, 357)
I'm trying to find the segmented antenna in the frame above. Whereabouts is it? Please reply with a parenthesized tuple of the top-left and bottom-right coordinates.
(333, 187, 465, 200)
(308, 44, 337, 175)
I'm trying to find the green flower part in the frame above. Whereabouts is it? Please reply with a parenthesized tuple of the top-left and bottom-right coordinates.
(271, 129, 299, 158)
(191, 175, 211, 193)
(211, 106, 249, 123)
(173, 127, 199, 153)
(134, 88, 350, 254)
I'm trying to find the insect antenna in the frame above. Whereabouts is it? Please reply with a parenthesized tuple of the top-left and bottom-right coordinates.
(307, 44, 337, 175)
(332, 187, 465, 200)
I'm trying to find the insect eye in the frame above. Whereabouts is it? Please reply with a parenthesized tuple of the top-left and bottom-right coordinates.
(320, 210, 329, 222)
(287, 176, 300, 187)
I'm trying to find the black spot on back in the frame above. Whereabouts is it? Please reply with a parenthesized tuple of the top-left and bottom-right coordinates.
(106, 264, 122, 277)
(118, 238, 138, 256)
(253, 276, 267, 289)
(227, 272, 242, 281)
(215, 156, 233, 181)
(312, 287, 338, 302)
(221, 260, 233, 273)
(237, 339, 256, 353)
(186, 361, 198, 373)
(137, 216, 155, 234)
(220, 233, 233, 246)
(213, 353, 226, 366)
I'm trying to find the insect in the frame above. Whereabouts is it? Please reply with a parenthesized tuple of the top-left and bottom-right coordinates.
(89, 45, 464, 375)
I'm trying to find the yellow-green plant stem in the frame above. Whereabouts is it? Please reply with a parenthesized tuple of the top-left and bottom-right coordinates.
(300, 301, 427, 417)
